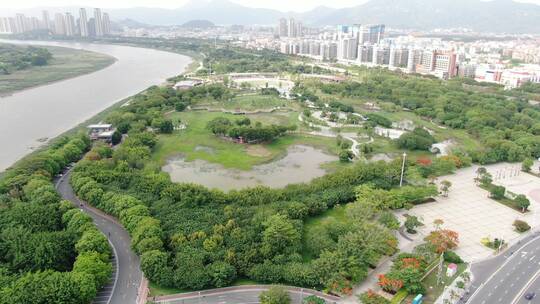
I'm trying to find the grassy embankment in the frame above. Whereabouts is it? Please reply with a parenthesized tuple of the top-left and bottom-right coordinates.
(0, 44, 115, 95)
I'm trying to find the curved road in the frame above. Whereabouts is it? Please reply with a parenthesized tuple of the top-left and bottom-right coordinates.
(466, 232, 540, 304)
(153, 285, 340, 304)
(56, 169, 142, 304)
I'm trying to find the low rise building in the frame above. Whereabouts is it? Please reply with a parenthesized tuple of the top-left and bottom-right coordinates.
(174, 79, 203, 90)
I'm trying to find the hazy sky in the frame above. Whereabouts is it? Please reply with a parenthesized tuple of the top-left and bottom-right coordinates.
(1, 0, 540, 12)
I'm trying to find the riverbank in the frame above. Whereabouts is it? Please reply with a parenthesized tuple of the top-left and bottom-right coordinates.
(0, 43, 116, 96)
(0, 40, 195, 172)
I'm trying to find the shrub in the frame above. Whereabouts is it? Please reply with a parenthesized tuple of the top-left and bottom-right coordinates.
(489, 185, 506, 200)
(443, 251, 464, 264)
(302, 295, 325, 304)
(404, 216, 422, 234)
(259, 286, 291, 304)
(513, 219, 531, 233)
(522, 158, 534, 172)
(359, 289, 391, 304)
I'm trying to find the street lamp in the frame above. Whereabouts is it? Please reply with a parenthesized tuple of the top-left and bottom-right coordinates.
(400, 152, 407, 187)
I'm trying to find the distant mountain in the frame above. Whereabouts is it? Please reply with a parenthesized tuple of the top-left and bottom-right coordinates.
(107, 0, 540, 33)
(115, 18, 154, 29)
(181, 19, 215, 29)
(7, 0, 540, 33)
(108, 0, 283, 25)
(314, 0, 540, 33)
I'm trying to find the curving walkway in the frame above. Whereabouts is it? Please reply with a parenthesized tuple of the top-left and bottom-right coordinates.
(298, 113, 372, 158)
(153, 285, 340, 304)
(56, 169, 144, 304)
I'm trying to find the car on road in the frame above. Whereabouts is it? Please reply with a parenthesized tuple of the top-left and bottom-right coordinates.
(525, 292, 536, 300)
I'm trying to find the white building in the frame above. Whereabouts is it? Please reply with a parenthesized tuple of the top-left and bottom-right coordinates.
(42, 11, 51, 31)
(94, 8, 103, 36)
(79, 8, 89, 37)
(102, 12, 111, 35)
(54, 13, 66, 35)
(65, 13, 75, 36)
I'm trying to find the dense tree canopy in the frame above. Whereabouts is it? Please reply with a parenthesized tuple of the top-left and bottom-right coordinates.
(0, 134, 112, 303)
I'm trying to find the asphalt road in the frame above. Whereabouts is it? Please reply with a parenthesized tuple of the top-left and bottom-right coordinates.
(466, 233, 540, 304)
(56, 169, 142, 304)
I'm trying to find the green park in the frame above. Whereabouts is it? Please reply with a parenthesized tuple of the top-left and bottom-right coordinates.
(1, 37, 540, 304)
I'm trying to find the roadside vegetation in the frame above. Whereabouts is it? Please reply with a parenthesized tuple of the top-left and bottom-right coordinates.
(0, 134, 112, 303)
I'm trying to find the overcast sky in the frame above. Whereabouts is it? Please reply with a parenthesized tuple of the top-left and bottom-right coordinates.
(1, 0, 539, 12)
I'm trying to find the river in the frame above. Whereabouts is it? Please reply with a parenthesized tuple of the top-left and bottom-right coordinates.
(0, 40, 192, 171)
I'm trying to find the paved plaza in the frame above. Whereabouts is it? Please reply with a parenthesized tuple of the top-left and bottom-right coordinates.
(404, 162, 540, 262)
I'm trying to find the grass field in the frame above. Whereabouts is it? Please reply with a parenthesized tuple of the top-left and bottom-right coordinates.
(154, 110, 341, 170)
(195, 94, 298, 112)
(0, 44, 115, 95)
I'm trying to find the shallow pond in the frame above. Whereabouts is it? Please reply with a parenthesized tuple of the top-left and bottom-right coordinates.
(162, 145, 337, 191)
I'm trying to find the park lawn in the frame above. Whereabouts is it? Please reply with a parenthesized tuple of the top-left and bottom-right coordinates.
(154, 110, 340, 170)
(248, 111, 301, 128)
(195, 93, 298, 112)
(301, 205, 348, 261)
(416, 262, 467, 304)
(367, 136, 433, 160)
(148, 282, 189, 297)
(0, 45, 115, 95)
(369, 110, 482, 152)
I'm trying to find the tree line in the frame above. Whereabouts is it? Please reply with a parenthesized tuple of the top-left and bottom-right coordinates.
(0, 134, 112, 304)
(206, 117, 296, 143)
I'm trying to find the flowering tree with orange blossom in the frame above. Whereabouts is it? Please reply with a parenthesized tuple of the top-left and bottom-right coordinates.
(425, 229, 459, 253)
(378, 274, 403, 293)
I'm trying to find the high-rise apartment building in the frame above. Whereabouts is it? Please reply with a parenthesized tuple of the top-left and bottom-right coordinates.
(278, 18, 287, 37)
(54, 13, 66, 35)
(434, 51, 457, 78)
(94, 8, 103, 36)
(338, 37, 358, 61)
(372, 46, 390, 65)
(88, 17, 96, 36)
(287, 18, 296, 38)
(65, 13, 75, 36)
(359, 24, 385, 45)
(358, 45, 374, 63)
(389, 47, 409, 68)
(79, 8, 89, 37)
(102, 12, 111, 35)
(321, 42, 338, 61)
(0, 17, 13, 33)
(14, 14, 25, 33)
(296, 21, 303, 38)
(407, 48, 421, 73)
(42, 10, 51, 31)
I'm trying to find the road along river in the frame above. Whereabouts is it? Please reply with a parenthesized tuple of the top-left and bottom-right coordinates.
(0, 40, 192, 171)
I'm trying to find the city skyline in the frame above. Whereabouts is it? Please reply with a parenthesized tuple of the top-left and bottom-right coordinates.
(1, 0, 540, 13)
(0, 7, 111, 36)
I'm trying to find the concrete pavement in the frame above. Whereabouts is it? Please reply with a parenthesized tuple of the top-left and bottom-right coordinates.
(56, 169, 143, 304)
(408, 163, 540, 262)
